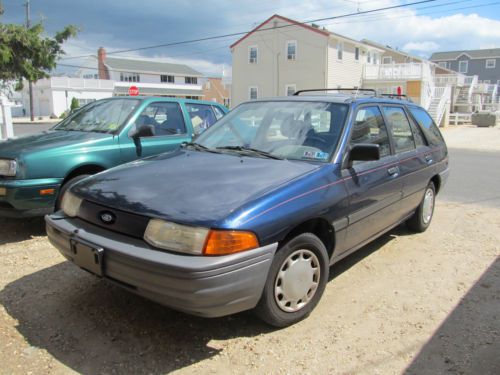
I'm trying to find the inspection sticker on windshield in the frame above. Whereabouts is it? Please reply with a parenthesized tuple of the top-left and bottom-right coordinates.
(303, 151, 329, 160)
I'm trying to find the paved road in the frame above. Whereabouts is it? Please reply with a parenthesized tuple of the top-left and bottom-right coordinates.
(440, 148, 500, 207)
(13, 123, 54, 137)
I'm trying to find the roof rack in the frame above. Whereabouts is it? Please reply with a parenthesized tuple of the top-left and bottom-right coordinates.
(293, 88, 376, 97)
(379, 93, 412, 101)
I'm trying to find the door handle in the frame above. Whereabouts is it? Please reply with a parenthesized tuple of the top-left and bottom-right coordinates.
(387, 166, 399, 177)
(425, 154, 433, 164)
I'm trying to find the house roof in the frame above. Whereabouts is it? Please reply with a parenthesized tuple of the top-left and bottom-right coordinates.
(430, 48, 500, 61)
(104, 57, 203, 77)
(230, 14, 329, 49)
(361, 39, 424, 61)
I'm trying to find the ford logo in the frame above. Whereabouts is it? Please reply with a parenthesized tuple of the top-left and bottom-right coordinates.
(99, 211, 116, 225)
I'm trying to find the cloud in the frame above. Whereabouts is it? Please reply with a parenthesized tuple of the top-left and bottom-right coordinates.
(402, 41, 440, 53)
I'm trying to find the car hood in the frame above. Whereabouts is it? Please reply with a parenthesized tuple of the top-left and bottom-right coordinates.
(0, 130, 111, 158)
(73, 149, 320, 226)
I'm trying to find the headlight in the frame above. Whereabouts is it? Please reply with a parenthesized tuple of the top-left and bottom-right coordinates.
(0, 159, 17, 177)
(144, 219, 259, 255)
(61, 191, 83, 217)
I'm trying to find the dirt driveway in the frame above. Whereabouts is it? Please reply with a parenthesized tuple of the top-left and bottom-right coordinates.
(1, 127, 499, 374)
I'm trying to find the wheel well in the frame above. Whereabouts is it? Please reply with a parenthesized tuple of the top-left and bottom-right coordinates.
(431, 175, 441, 194)
(280, 218, 335, 259)
(62, 164, 105, 186)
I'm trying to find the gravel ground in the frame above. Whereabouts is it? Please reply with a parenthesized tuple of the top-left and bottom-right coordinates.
(0, 126, 499, 374)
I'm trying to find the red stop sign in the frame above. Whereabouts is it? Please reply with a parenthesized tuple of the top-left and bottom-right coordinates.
(128, 85, 139, 96)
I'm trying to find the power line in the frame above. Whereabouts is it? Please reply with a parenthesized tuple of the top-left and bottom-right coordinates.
(60, 0, 438, 60)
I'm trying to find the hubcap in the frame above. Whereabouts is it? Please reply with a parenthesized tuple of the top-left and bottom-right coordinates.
(274, 249, 320, 313)
(422, 188, 434, 224)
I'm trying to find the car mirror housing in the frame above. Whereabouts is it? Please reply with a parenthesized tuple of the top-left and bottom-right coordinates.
(130, 124, 155, 139)
(348, 144, 380, 167)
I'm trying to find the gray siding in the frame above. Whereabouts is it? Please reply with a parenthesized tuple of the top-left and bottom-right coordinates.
(435, 56, 500, 83)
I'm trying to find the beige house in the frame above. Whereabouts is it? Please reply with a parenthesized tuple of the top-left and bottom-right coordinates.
(230, 14, 383, 106)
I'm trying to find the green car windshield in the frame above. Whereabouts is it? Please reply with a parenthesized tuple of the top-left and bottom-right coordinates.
(195, 101, 349, 162)
(54, 98, 141, 133)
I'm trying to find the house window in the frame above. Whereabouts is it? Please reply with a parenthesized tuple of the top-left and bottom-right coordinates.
(185, 77, 198, 84)
(287, 41, 297, 61)
(486, 59, 496, 69)
(337, 42, 343, 60)
(367, 52, 371, 64)
(249, 46, 258, 64)
(458, 60, 468, 73)
(161, 75, 174, 83)
(438, 62, 448, 69)
(285, 84, 296, 96)
(373, 53, 379, 64)
(355, 47, 360, 61)
(120, 72, 140, 82)
(249, 86, 258, 100)
(382, 56, 392, 65)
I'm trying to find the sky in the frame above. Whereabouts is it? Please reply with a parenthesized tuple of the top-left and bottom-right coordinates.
(2, 0, 500, 76)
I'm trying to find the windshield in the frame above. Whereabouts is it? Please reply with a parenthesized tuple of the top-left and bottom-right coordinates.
(54, 98, 140, 133)
(195, 101, 349, 162)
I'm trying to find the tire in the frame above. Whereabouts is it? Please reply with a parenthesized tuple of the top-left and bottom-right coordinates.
(406, 181, 436, 233)
(55, 174, 91, 211)
(255, 233, 329, 327)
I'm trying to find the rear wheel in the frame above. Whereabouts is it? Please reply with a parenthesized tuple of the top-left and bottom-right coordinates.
(406, 181, 436, 233)
(55, 174, 91, 211)
(255, 233, 329, 327)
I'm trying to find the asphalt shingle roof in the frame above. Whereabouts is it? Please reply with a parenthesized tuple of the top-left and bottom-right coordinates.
(105, 57, 202, 76)
(430, 49, 500, 61)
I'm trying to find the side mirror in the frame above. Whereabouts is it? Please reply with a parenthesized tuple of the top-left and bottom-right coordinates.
(130, 124, 155, 139)
(347, 144, 380, 167)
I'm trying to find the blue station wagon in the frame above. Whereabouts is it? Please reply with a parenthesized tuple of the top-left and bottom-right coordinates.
(46, 89, 449, 327)
(0, 97, 227, 218)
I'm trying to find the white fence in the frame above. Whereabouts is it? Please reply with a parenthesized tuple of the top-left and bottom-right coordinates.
(364, 63, 426, 80)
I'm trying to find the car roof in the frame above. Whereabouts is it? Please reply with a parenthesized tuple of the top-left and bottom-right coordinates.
(101, 96, 225, 107)
(249, 94, 416, 107)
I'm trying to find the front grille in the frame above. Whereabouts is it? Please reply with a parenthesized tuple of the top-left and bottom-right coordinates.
(78, 200, 150, 238)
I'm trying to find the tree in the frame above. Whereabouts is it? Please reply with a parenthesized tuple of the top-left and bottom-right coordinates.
(0, 22, 77, 90)
(70, 97, 79, 111)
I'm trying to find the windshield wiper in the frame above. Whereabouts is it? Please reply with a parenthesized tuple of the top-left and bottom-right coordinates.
(182, 142, 222, 153)
(216, 146, 284, 160)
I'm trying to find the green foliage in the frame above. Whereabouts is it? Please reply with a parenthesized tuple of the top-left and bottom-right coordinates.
(0, 22, 77, 89)
(70, 97, 79, 111)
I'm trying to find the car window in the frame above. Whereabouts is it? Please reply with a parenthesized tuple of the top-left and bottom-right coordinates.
(408, 106, 444, 147)
(383, 106, 415, 153)
(212, 106, 225, 120)
(406, 110, 427, 147)
(185, 103, 218, 135)
(54, 99, 140, 133)
(134, 102, 186, 137)
(195, 101, 349, 162)
(350, 106, 391, 158)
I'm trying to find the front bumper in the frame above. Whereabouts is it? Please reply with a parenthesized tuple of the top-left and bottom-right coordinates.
(0, 178, 62, 218)
(45, 214, 278, 318)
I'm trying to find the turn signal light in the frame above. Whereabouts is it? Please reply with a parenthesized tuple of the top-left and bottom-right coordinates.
(40, 188, 55, 196)
(203, 230, 259, 256)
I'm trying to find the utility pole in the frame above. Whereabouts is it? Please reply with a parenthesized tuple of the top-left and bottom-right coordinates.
(25, 0, 34, 121)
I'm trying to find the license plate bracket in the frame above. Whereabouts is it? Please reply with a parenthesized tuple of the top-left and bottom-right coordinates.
(70, 239, 104, 276)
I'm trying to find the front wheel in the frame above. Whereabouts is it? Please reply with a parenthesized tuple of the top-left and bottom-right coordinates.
(406, 181, 436, 233)
(255, 233, 329, 327)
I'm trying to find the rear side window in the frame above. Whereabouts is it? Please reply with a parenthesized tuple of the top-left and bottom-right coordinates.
(408, 107, 444, 147)
(212, 106, 225, 120)
(382, 106, 415, 153)
(350, 106, 391, 157)
(185, 103, 218, 135)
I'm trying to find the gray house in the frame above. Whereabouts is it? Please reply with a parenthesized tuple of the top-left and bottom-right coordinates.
(430, 48, 500, 85)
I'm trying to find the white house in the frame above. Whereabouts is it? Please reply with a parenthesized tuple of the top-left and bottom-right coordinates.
(230, 14, 383, 106)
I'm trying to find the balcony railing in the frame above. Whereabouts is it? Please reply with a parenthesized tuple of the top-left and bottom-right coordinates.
(434, 74, 466, 87)
(363, 63, 428, 80)
(48, 77, 114, 90)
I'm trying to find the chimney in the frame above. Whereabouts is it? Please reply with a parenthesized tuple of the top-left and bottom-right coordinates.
(97, 47, 110, 80)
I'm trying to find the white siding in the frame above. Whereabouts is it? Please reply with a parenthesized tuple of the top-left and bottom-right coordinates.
(231, 17, 328, 106)
(327, 39, 363, 88)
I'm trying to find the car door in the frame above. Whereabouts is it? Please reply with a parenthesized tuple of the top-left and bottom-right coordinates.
(340, 105, 403, 253)
(119, 101, 191, 162)
(381, 105, 433, 216)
